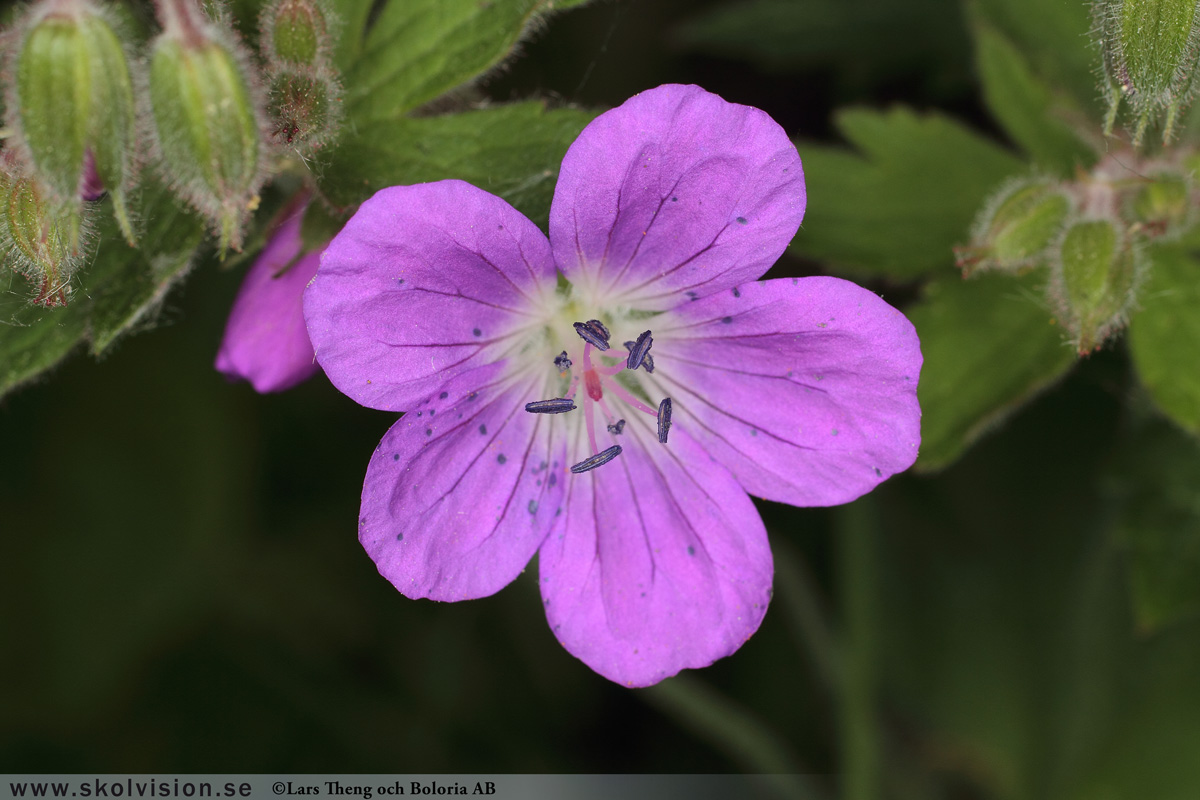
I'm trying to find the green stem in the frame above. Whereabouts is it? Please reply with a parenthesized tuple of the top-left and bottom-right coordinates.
(641, 675, 825, 800)
(774, 538, 840, 691)
(838, 497, 878, 800)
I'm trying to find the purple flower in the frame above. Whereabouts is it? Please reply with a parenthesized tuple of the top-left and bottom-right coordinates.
(303, 85, 922, 686)
(215, 200, 322, 393)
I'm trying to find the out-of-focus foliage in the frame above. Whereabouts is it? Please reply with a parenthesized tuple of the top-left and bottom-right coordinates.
(793, 109, 1025, 280)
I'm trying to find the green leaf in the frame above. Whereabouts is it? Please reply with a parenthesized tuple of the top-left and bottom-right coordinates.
(972, 20, 1097, 174)
(791, 108, 1025, 279)
(907, 271, 1076, 470)
(971, 0, 1099, 115)
(1107, 418, 1200, 632)
(318, 101, 597, 228)
(1128, 245, 1200, 435)
(332, 0, 376, 71)
(344, 0, 589, 123)
(0, 180, 205, 400)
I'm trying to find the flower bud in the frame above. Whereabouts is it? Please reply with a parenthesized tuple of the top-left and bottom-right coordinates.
(956, 178, 1073, 275)
(1124, 170, 1195, 238)
(1049, 218, 1144, 353)
(8, 0, 139, 244)
(0, 157, 90, 307)
(261, 0, 331, 66)
(215, 196, 324, 392)
(1095, 0, 1200, 144)
(267, 65, 342, 154)
(147, 0, 267, 254)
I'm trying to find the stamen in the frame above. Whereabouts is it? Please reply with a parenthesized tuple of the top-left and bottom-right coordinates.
(573, 320, 610, 350)
(607, 419, 626, 435)
(657, 397, 673, 443)
(625, 330, 654, 371)
(553, 351, 572, 371)
(586, 319, 611, 341)
(525, 398, 577, 414)
(570, 445, 622, 474)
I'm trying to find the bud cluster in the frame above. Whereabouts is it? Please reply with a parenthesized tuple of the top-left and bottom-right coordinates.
(958, 149, 1200, 353)
(0, 0, 345, 304)
(259, 0, 343, 155)
(1094, 0, 1200, 146)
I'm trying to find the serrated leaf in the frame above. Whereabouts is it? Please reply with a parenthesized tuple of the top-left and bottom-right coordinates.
(908, 271, 1076, 470)
(1128, 245, 1200, 435)
(345, 0, 588, 123)
(318, 101, 596, 228)
(972, 0, 1099, 115)
(676, 0, 969, 89)
(791, 108, 1025, 279)
(0, 180, 205, 399)
(972, 20, 1097, 174)
(1107, 419, 1200, 632)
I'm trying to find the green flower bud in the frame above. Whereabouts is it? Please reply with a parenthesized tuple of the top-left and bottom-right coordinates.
(1049, 218, 1144, 353)
(262, 0, 331, 66)
(148, 0, 267, 254)
(957, 178, 1073, 275)
(1125, 170, 1195, 238)
(1095, 0, 1200, 145)
(8, 0, 139, 244)
(267, 65, 342, 154)
(0, 157, 90, 307)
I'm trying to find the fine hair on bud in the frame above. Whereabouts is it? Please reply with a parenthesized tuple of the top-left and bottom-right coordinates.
(1046, 216, 1148, 354)
(1092, 0, 1200, 145)
(956, 175, 1075, 275)
(258, 0, 344, 156)
(144, 0, 272, 254)
(0, 154, 95, 307)
(259, 0, 340, 68)
(3, 0, 143, 245)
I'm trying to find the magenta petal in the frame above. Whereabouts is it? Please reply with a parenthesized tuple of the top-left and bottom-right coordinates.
(215, 206, 321, 393)
(549, 84, 805, 309)
(360, 363, 567, 601)
(304, 180, 557, 411)
(539, 422, 773, 687)
(653, 277, 922, 507)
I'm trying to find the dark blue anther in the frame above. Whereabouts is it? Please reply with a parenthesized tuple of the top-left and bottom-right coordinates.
(586, 319, 610, 340)
(553, 351, 572, 371)
(642, 353, 655, 374)
(573, 320, 610, 350)
(657, 397, 673, 443)
(525, 398, 577, 414)
(625, 330, 654, 371)
(607, 419, 626, 435)
(570, 445, 622, 474)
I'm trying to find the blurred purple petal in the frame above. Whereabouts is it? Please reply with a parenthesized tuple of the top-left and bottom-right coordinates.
(360, 363, 567, 601)
(652, 277, 922, 506)
(304, 180, 558, 412)
(550, 84, 805, 309)
(539, 422, 772, 687)
(215, 205, 321, 393)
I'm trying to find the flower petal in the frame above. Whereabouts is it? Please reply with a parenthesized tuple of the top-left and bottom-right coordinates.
(360, 362, 567, 601)
(215, 205, 321, 393)
(539, 420, 773, 687)
(652, 277, 922, 507)
(304, 180, 557, 411)
(550, 84, 804, 309)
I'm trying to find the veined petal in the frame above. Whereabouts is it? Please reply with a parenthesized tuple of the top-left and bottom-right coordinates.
(539, 420, 773, 687)
(652, 277, 922, 507)
(215, 205, 321, 393)
(550, 84, 804, 309)
(360, 363, 567, 602)
(304, 180, 558, 411)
